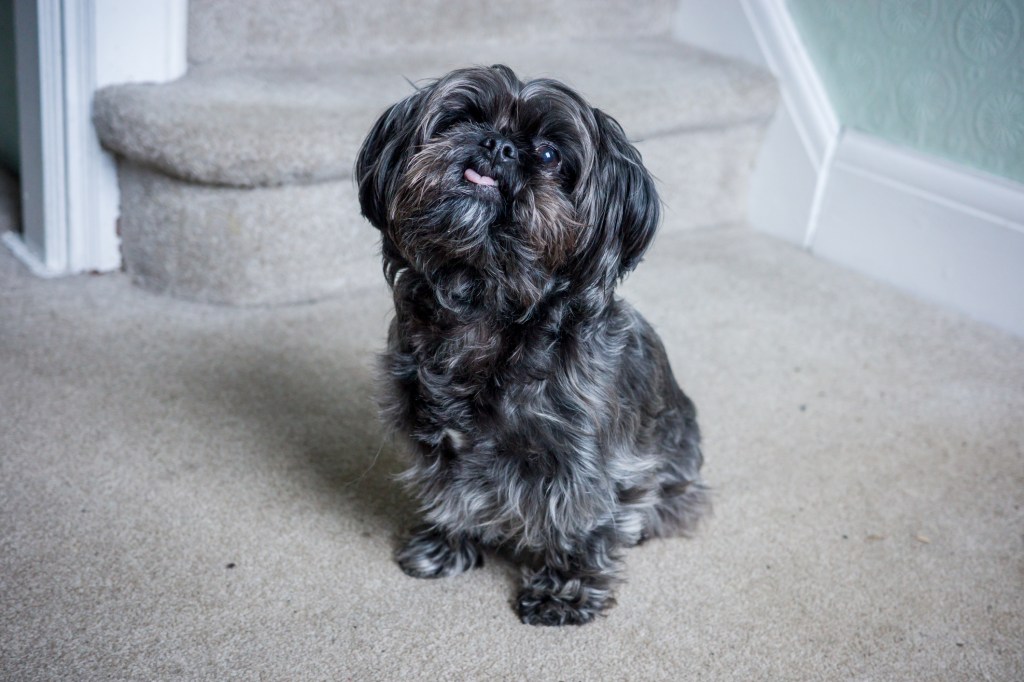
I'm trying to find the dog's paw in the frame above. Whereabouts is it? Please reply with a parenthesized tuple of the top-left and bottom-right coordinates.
(516, 573, 614, 626)
(517, 590, 598, 626)
(395, 525, 483, 579)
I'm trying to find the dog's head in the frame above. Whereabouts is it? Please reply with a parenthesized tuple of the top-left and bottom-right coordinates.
(356, 65, 659, 307)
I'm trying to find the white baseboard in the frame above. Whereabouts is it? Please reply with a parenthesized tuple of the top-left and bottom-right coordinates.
(738, 0, 1024, 337)
(813, 131, 1024, 337)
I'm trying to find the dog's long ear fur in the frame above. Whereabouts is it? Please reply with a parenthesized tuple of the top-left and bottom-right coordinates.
(356, 87, 430, 230)
(576, 109, 661, 288)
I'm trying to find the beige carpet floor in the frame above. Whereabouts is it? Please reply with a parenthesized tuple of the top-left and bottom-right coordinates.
(2, 224, 1022, 680)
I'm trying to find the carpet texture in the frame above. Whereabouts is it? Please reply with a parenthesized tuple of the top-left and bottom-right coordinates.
(2, 219, 1022, 679)
(93, 39, 776, 189)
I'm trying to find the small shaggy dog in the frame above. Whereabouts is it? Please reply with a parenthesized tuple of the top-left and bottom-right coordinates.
(356, 65, 708, 626)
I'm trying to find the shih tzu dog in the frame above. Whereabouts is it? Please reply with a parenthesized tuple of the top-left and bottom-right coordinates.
(356, 65, 708, 626)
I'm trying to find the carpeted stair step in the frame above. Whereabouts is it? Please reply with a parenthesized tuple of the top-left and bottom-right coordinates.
(94, 32, 776, 304)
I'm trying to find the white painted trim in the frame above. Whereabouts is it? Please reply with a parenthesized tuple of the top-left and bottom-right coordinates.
(802, 132, 839, 249)
(7, 0, 188, 276)
(812, 131, 1024, 337)
(742, 0, 843, 249)
(742, 0, 834, 247)
(833, 131, 1024, 235)
(62, 0, 122, 272)
(13, 0, 68, 273)
(741, 0, 837, 168)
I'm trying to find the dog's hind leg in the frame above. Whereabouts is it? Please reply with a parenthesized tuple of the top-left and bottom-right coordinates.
(652, 473, 711, 539)
(645, 432, 710, 539)
(647, 386, 710, 538)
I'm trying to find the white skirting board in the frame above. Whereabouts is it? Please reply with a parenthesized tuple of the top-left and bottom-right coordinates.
(813, 131, 1024, 338)
(737, 0, 1024, 338)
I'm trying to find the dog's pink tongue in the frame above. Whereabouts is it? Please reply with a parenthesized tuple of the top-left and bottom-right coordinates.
(464, 167, 497, 187)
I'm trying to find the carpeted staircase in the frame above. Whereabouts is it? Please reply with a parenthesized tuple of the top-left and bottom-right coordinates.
(92, 0, 777, 305)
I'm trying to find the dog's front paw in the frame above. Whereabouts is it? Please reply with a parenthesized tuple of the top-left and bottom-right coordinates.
(395, 525, 483, 579)
(516, 570, 614, 626)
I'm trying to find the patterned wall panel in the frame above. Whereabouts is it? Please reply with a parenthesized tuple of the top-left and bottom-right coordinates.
(787, 0, 1024, 184)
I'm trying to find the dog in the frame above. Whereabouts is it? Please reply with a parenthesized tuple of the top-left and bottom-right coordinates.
(356, 64, 708, 626)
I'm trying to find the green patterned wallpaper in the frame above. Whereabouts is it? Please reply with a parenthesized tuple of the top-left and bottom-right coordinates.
(787, 0, 1024, 184)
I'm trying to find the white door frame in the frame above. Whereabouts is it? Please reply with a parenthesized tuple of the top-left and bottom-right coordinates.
(5, 0, 187, 276)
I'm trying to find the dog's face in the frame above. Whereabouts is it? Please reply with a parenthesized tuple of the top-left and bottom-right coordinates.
(356, 65, 659, 306)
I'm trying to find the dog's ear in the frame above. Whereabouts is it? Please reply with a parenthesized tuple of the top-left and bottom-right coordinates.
(577, 109, 661, 288)
(355, 86, 429, 230)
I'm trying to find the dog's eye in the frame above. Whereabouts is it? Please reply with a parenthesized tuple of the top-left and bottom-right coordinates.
(537, 144, 560, 167)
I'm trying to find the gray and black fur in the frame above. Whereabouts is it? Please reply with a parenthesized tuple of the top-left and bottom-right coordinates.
(356, 65, 708, 626)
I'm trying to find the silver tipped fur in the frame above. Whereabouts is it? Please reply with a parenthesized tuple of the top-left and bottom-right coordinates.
(357, 65, 709, 626)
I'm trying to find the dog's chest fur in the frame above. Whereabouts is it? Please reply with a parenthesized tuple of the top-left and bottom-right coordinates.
(381, 276, 646, 550)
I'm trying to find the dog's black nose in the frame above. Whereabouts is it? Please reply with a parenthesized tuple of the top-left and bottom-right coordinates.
(481, 136, 518, 164)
